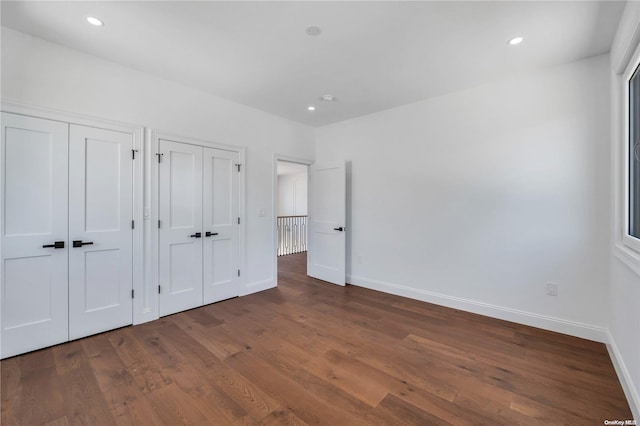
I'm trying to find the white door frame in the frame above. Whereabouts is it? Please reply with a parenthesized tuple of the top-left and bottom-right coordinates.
(150, 131, 246, 319)
(0, 99, 146, 325)
(272, 154, 313, 287)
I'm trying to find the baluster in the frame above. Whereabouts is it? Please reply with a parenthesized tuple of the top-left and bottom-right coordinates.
(302, 217, 306, 252)
(277, 217, 281, 256)
(286, 218, 290, 255)
(289, 217, 292, 255)
(279, 218, 283, 256)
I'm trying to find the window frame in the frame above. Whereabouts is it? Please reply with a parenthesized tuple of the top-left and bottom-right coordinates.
(622, 48, 640, 254)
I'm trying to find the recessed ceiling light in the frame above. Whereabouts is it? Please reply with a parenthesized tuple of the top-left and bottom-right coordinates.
(508, 36, 523, 45)
(86, 16, 104, 26)
(320, 94, 336, 102)
(306, 26, 322, 37)
(307, 106, 316, 111)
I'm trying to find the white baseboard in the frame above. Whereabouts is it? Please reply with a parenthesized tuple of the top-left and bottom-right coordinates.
(240, 278, 275, 296)
(607, 330, 640, 420)
(346, 274, 608, 343)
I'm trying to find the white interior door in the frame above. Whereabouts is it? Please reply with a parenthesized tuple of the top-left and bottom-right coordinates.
(68, 125, 133, 340)
(307, 162, 346, 285)
(203, 147, 239, 304)
(158, 140, 203, 316)
(1, 113, 69, 358)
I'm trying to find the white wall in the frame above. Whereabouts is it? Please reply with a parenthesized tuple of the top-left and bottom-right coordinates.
(1, 28, 315, 301)
(278, 172, 308, 216)
(316, 54, 611, 341)
(609, 259, 640, 418)
(609, 1, 640, 419)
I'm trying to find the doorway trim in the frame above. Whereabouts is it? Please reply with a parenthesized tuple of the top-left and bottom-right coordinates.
(272, 154, 313, 287)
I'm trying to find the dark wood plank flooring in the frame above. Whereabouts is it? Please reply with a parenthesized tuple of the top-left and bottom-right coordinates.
(1, 252, 632, 425)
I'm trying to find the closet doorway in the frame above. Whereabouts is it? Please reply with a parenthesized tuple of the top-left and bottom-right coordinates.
(154, 135, 243, 318)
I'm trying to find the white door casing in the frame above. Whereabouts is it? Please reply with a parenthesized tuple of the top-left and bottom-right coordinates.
(68, 125, 134, 340)
(1, 113, 69, 358)
(158, 140, 204, 316)
(307, 162, 346, 286)
(203, 147, 239, 304)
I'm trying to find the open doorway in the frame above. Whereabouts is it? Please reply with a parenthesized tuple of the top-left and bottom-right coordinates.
(275, 160, 309, 281)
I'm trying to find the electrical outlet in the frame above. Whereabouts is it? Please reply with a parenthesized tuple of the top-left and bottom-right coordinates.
(356, 255, 363, 264)
(546, 282, 558, 296)
(258, 208, 266, 217)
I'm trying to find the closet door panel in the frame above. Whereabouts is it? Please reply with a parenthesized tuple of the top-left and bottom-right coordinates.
(203, 147, 239, 304)
(1, 113, 69, 358)
(68, 124, 133, 340)
(158, 140, 203, 316)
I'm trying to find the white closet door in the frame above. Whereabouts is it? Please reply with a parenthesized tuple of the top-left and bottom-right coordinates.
(203, 147, 239, 304)
(68, 125, 133, 340)
(158, 140, 203, 316)
(1, 113, 69, 358)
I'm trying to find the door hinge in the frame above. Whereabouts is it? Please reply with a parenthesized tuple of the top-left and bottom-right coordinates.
(158, 285, 161, 294)
(131, 289, 135, 299)
(158, 219, 161, 229)
(237, 217, 240, 225)
(132, 149, 139, 160)
(156, 153, 164, 163)
(131, 220, 135, 229)
(235, 163, 241, 172)
(237, 269, 240, 277)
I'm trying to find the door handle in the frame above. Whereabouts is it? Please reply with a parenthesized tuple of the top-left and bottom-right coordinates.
(190, 232, 202, 238)
(205, 232, 218, 237)
(43, 241, 65, 249)
(333, 227, 345, 231)
(72, 240, 94, 248)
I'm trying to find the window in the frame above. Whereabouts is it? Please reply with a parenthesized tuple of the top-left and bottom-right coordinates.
(615, 20, 640, 268)
(620, 48, 640, 256)
(629, 64, 640, 239)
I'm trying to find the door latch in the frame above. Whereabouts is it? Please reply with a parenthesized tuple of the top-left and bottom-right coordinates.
(42, 241, 65, 249)
(190, 232, 202, 238)
(72, 240, 94, 247)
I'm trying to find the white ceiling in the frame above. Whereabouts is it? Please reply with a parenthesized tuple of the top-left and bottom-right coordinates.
(1, 1, 625, 127)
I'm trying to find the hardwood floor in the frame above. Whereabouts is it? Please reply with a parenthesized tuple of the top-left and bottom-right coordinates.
(1, 252, 632, 425)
